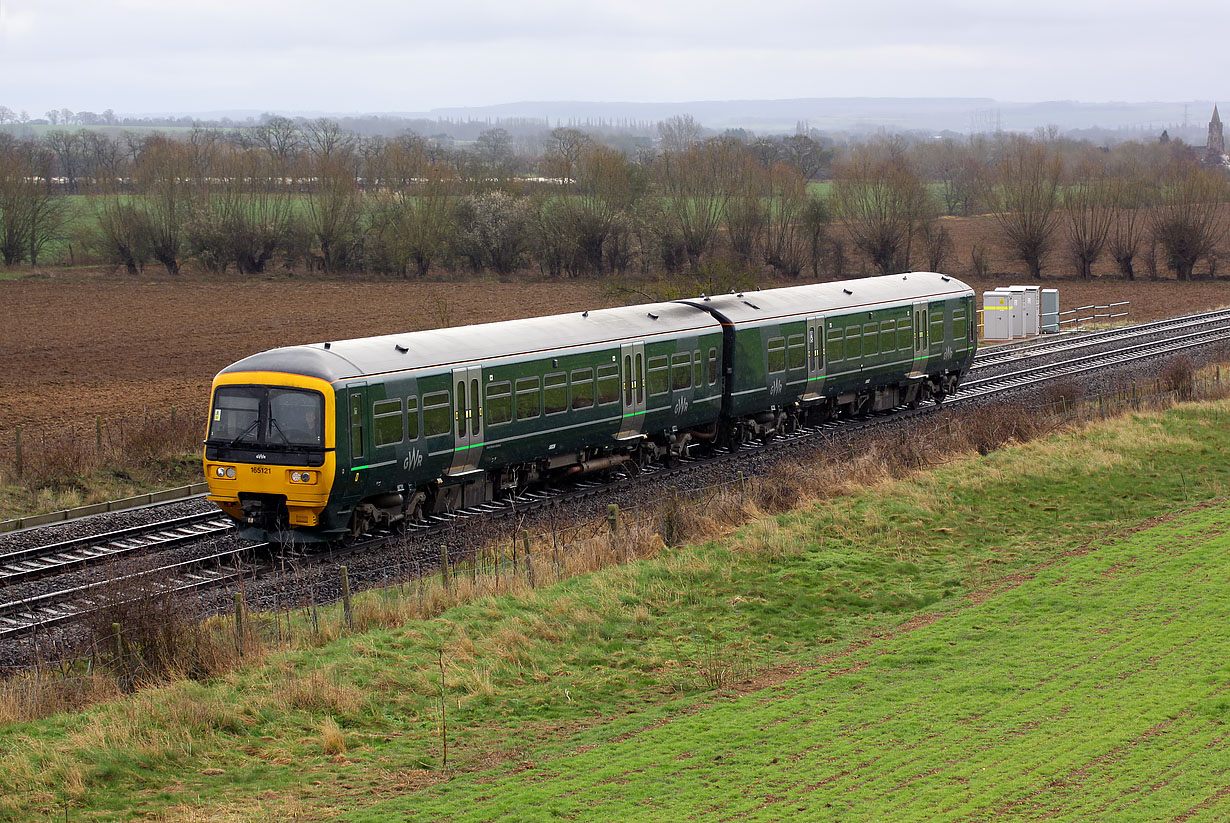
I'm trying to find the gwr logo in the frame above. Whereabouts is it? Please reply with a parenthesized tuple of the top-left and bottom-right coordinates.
(674, 396, 690, 415)
(403, 449, 424, 471)
(769, 378, 784, 395)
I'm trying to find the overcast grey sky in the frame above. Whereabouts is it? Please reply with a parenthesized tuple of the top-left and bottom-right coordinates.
(1, 0, 1226, 116)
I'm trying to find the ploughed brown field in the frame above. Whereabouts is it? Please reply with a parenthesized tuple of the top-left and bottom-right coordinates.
(2, 269, 1227, 436)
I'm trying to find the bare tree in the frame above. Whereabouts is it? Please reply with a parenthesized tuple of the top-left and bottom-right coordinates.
(1061, 159, 1114, 280)
(723, 156, 767, 264)
(304, 155, 363, 272)
(303, 118, 355, 162)
(0, 143, 67, 265)
(1106, 170, 1151, 280)
(657, 115, 702, 154)
(0, 107, 14, 125)
(1149, 159, 1229, 281)
(135, 135, 192, 274)
(801, 194, 832, 279)
(761, 162, 809, 277)
(833, 142, 933, 275)
(979, 136, 1063, 279)
(541, 127, 592, 180)
(253, 115, 304, 171)
(657, 137, 744, 265)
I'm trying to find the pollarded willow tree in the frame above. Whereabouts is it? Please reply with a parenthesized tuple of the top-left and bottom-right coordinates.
(1061, 157, 1115, 280)
(833, 141, 933, 275)
(1149, 159, 1229, 281)
(979, 136, 1063, 279)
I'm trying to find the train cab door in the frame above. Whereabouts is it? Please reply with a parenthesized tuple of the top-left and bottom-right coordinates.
(616, 341, 646, 441)
(911, 301, 930, 372)
(803, 314, 825, 400)
(448, 365, 484, 476)
(346, 384, 368, 469)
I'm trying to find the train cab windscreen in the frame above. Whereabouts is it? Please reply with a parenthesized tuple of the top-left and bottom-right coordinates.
(206, 386, 326, 464)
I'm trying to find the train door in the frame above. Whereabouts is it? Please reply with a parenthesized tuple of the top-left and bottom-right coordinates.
(617, 341, 646, 440)
(804, 314, 825, 399)
(347, 383, 368, 475)
(448, 365, 484, 476)
(912, 301, 930, 366)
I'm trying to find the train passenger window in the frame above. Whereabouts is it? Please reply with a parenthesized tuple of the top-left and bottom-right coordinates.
(930, 312, 945, 348)
(486, 381, 512, 425)
(827, 328, 844, 362)
(671, 353, 691, 390)
(863, 323, 879, 356)
(708, 348, 719, 384)
(897, 319, 912, 352)
(953, 309, 967, 343)
(647, 355, 669, 396)
(515, 377, 540, 420)
(844, 327, 861, 360)
(880, 321, 895, 352)
(544, 372, 568, 415)
(406, 396, 419, 440)
(787, 334, 806, 370)
(373, 399, 403, 448)
(597, 364, 619, 405)
(767, 337, 786, 373)
(422, 392, 451, 438)
(636, 353, 645, 404)
(571, 368, 595, 410)
(349, 394, 365, 458)
(456, 380, 467, 439)
(693, 350, 701, 388)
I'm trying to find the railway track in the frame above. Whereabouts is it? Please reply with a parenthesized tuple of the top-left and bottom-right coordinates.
(4, 309, 1229, 639)
(0, 512, 234, 588)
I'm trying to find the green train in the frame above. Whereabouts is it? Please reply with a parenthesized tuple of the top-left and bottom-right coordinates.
(203, 272, 976, 542)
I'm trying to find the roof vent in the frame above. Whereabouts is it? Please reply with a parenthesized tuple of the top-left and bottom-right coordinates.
(395, 343, 408, 353)
(941, 275, 951, 282)
(843, 288, 853, 295)
(324, 342, 331, 349)
(647, 312, 659, 320)
(742, 300, 760, 310)
(582, 310, 589, 317)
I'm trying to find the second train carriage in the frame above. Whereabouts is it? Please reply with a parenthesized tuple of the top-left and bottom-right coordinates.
(203, 272, 976, 542)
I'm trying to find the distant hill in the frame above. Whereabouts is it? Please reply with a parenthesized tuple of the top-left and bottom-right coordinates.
(120, 98, 1218, 140)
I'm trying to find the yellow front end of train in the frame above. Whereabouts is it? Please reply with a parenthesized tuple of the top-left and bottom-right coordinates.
(203, 371, 338, 535)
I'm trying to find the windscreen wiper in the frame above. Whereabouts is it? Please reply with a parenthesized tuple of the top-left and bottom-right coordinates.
(227, 419, 261, 447)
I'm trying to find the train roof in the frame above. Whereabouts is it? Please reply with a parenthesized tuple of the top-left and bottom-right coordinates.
(218, 300, 721, 383)
(675, 271, 973, 325)
(218, 272, 974, 385)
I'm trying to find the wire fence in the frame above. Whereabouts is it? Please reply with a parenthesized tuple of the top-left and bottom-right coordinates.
(0, 407, 202, 482)
(2, 358, 1226, 721)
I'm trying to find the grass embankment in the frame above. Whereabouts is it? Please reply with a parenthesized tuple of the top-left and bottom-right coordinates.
(3, 399, 1230, 821)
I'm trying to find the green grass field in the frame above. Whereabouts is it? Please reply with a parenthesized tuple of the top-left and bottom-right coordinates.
(3, 400, 1229, 821)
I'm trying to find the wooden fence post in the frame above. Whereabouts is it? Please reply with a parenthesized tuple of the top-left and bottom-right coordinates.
(607, 504, 620, 534)
(522, 530, 534, 588)
(95, 416, 103, 457)
(14, 427, 21, 477)
(440, 545, 451, 591)
(234, 592, 245, 655)
(341, 566, 353, 628)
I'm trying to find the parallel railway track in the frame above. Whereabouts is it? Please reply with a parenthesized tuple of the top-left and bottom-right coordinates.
(4, 308, 1229, 638)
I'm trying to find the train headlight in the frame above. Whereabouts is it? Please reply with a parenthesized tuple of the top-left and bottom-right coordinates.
(290, 471, 314, 484)
(225, 467, 235, 479)
(291, 471, 303, 482)
(215, 466, 225, 477)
